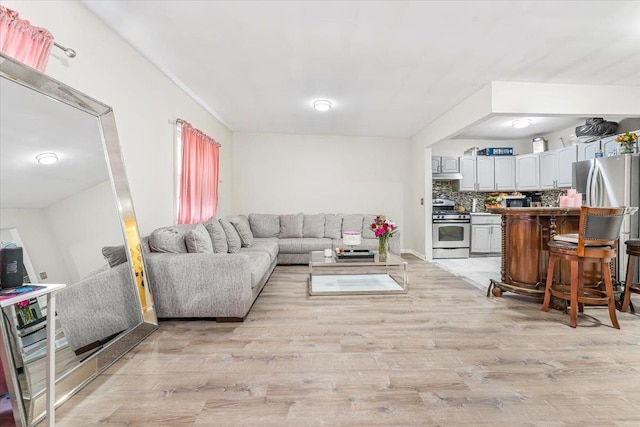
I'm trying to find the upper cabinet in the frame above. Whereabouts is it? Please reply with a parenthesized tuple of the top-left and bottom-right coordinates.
(494, 156, 516, 191)
(432, 156, 459, 173)
(540, 146, 577, 189)
(459, 156, 495, 191)
(577, 140, 600, 161)
(516, 154, 540, 191)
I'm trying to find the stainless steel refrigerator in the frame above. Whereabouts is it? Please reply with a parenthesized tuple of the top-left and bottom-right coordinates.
(573, 154, 640, 282)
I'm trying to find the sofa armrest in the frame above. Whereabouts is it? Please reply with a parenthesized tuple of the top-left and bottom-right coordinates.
(144, 252, 253, 318)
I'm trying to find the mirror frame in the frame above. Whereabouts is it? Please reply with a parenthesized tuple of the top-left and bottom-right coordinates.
(0, 53, 158, 427)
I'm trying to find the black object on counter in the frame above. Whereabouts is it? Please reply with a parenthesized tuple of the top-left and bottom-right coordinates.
(0, 247, 24, 289)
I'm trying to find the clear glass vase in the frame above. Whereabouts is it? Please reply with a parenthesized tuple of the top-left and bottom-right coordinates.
(378, 236, 388, 261)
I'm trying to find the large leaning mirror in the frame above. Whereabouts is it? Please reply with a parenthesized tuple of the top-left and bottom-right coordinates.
(0, 53, 157, 427)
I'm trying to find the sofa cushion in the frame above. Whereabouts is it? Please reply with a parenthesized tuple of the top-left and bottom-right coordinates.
(149, 225, 191, 253)
(219, 219, 242, 253)
(185, 223, 214, 254)
(204, 218, 229, 253)
(362, 214, 377, 239)
(242, 251, 272, 289)
(102, 245, 127, 267)
(278, 238, 332, 254)
(279, 213, 304, 238)
(249, 213, 280, 238)
(230, 215, 254, 247)
(342, 214, 364, 235)
(239, 238, 279, 263)
(324, 214, 343, 239)
(303, 214, 325, 238)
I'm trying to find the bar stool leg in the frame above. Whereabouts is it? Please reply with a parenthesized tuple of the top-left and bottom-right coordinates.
(569, 259, 579, 328)
(603, 261, 620, 329)
(621, 253, 636, 313)
(577, 262, 584, 313)
(541, 256, 556, 312)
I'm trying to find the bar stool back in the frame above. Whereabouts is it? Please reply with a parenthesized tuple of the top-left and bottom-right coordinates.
(541, 206, 626, 328)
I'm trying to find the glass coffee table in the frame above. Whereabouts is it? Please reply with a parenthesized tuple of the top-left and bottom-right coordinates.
(308, 250, 408, 296)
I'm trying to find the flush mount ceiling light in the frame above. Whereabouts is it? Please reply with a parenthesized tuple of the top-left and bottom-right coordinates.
(35, 152, 59, 165)
(313, 99, 332, 112)
(512, 119, 532, 129)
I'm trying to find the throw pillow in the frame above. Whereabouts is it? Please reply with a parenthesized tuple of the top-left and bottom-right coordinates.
(204, 218, 229, 253)
(324, 214, 343, 239)
(342, 214, 364, 235)
(362, 214, 377, 239)
(149, 226, 188, 253)
(303, 214, 325, 238)
(279, 213, 304, 238)
(102, 245, 128, 267)
(219, 219, 242, 253)
(248, 213, 280, 238)
(185, 223, 214, 254)
(230, 215, 254, 247)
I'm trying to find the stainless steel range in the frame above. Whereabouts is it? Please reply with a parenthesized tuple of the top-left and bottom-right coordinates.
(432, 198, 470, 259)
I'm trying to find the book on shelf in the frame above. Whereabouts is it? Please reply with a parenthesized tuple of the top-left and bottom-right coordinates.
(0, 284, 46, 302)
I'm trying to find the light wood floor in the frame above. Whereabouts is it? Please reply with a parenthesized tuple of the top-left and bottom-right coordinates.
(48, 256, 640, 426)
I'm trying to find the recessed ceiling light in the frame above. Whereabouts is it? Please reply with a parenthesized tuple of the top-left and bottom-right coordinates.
(512, 119, 532, 129)
(313, 99, 332, 112)
(35, 152, 59, 165)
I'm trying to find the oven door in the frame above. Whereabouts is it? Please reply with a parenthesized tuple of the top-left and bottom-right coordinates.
(432, 222, 470, 248)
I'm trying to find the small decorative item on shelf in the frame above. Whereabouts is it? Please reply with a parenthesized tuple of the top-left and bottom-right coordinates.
(615, 132, 638, 154)
(14, 299, 34, 326)
(370, 215, 397, 261)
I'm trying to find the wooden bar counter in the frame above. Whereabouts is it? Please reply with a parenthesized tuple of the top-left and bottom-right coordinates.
(486, 207, 591, 299)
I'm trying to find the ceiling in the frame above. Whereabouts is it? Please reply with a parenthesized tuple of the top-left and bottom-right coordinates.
(83, 1, 640, 139)
(0, 77, 108, 209)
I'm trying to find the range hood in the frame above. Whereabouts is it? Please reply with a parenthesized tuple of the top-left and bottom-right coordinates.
(432, 172, 463, 180)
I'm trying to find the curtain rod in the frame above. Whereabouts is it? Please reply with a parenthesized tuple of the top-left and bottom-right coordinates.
(53, 42, 76, 58)
(173, 118, 221, 147)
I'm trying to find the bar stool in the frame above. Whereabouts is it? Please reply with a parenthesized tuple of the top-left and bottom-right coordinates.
(620, 239, 640, 313)
(541, 206, 626, 328)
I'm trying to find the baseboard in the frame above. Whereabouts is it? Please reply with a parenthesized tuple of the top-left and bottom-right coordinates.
(401, 249, 426, 260)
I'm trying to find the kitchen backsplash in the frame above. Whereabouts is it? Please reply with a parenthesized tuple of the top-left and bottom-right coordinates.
(432, 181, 564, 212)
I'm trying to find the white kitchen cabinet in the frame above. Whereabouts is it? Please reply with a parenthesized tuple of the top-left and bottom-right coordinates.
(471, 215, 501, 254)
(540, 146, 577, 189)
(516, 154, 540, 191)
(441, 156, 459, 173)
(432, 156, 459, 173)
(556, 145, 577, 187)
(459, 156, 477, 191)
(601, 135, 618, 157)
(494, 156, 516, 191)
(458, 156, 495, 191)
(431, 157, 441, 173)
(540, 151, 557, 190)
(577, 140, 600, 161)
(476, 156, 495, 191)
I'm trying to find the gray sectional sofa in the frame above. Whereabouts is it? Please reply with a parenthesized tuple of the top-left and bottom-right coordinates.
(143, 213, 400, 321)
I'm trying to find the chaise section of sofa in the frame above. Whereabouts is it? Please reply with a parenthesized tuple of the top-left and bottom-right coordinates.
(142, 221, 276, 321)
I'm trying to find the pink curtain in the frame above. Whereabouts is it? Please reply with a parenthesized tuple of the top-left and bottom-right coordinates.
(178, 121, 220, 224)
(0, 6, 53, 72)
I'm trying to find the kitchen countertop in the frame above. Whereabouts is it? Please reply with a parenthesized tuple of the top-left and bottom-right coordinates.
(488, 207, 580, 215)
(469, 212, 497, 216)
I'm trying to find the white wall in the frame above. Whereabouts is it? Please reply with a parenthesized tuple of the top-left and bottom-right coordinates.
(0, 209, 71, 285)
(3, 1, 233, 235)
(45, 180, 123, 282)
(233, 132, 410, 248)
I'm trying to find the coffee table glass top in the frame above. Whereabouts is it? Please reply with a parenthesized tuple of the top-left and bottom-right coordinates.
(309, 250, 405, 266)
